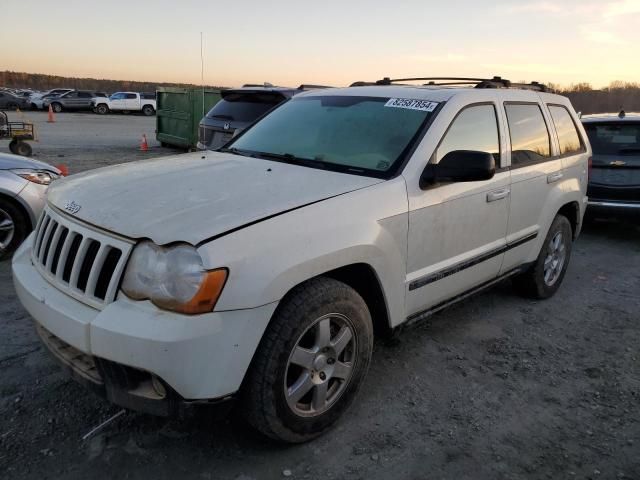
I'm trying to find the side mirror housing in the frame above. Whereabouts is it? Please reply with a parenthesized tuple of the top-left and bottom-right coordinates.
(420, 150, 496, 189)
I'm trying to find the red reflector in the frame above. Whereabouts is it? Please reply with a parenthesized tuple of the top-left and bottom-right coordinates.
(56, 164, 69, 176)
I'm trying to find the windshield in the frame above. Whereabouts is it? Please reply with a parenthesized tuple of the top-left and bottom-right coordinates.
(206, 93, 284, 122)
(227, 95, 437, 176)
(584, 122, 640, 156)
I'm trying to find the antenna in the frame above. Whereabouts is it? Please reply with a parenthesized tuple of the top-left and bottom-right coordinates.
(200, 32, 205, 117)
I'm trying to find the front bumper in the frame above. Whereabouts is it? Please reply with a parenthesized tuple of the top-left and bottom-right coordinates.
(12, 235, 277, 415)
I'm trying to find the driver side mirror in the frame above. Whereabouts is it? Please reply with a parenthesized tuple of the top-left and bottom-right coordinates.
(420, 150, 496, 189)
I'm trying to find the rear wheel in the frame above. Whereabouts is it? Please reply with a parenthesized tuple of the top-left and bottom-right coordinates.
(0, 198, 29, 260)
(13, 141, 32, 157)
(142, 105, 155, 116)
(8, 139, 18, 154)
(51, 102, 62, 113)
(242, 277, 373, 443)
(514, 215, 573, 299)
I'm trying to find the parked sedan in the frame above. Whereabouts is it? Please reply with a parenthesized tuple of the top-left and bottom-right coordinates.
(582, 111, 640, 216)
(0, 91, 31, 111)
(0, 153, 61, 259)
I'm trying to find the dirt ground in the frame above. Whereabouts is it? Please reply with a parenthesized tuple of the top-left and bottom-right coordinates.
(0, 114, 639, 480)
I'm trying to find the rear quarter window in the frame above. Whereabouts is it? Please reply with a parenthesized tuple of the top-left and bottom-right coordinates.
(548, 105, 584, 155)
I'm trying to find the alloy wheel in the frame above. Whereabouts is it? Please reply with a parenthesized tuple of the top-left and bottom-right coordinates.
(0, 208, 15, 253)
(543, 231, 566, 286)
(284, 313, 357, 417)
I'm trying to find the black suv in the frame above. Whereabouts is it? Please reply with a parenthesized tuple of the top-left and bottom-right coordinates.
(582, 111, 640, 217)
(197, 84, 331, 150)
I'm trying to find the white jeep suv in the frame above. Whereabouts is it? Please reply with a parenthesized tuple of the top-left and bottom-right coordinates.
(12, 77, 590, 443)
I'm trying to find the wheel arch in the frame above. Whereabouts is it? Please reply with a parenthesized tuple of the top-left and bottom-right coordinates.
(557, 201, 580, 239)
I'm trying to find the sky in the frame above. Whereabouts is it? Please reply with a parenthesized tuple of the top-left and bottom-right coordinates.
(2, 0, 640, 88)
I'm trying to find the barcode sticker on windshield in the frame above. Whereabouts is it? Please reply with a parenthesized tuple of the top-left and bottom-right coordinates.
(384, 98, 439, 112)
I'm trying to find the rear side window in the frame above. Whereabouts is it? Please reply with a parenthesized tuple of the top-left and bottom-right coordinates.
(435, 104, 500, 163)
(207, 93, 285, 123)
(549, 105, 583, 155)
(125, 93, 137, 99)
(78, 92, 92, 98)
(505, 103, 551, 166)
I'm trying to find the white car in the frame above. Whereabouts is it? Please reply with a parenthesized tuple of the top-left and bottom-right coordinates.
(12, 76, 589, 443)
(91, 92, 156, 116)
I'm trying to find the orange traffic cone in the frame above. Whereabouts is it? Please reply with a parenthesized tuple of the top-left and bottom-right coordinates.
(55, 164, 69, 176)
(47, 104, 55, 123)
(139, 134, 149, 151)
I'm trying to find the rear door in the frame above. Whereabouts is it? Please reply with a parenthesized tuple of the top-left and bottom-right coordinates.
(76, 91, 93, 109)
(583, 121, 640, 203)
(124, 93, 139, 110)
(500, 101, 564, 273)
(60, 91, 79, 109)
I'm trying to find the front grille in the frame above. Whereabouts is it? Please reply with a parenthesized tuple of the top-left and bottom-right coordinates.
(32, 205, 133, 310)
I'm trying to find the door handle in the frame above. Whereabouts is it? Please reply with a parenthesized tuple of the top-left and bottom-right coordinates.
(486, 188, 510, 202)
(547, 172, 563, 184)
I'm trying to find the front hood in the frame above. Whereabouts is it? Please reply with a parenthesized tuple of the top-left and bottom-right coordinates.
(0, 153, 60, 172)
(47, 151, 383, 245)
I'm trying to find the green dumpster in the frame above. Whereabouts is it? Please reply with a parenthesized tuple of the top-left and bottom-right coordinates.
(156, 87, 222, 150)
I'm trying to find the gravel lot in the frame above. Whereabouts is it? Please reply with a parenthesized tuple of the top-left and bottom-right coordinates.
(0, 114, 639, 480)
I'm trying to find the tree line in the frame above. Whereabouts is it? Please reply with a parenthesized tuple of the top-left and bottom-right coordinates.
(3, 71, 639, 114)
(0, 71, 224, 94)
(548, 81, 640, 115)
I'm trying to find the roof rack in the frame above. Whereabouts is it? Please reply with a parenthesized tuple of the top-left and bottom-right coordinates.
(351, 76, 549, 92)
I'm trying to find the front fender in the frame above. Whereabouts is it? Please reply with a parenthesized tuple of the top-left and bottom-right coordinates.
(198, 178, 409, 327)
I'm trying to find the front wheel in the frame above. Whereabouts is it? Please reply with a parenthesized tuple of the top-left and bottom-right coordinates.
(241, 277, 373, 443)
(96, 104, 109, 115)
(514, 214, 573, 299)
(51, 103, 62, 113)
(0, 198, 29, 260)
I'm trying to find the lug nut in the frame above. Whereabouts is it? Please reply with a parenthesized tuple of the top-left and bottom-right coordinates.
(327, 358, 335, 365)
(319, 372, 326, 380)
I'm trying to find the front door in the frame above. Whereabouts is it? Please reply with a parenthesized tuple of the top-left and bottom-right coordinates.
(405, 103, 510, 318)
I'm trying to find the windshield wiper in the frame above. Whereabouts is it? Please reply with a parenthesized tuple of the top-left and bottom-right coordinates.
(250, 151, 329, 169)
(618, 147, 640, 155)
(218, 147, 257, 157)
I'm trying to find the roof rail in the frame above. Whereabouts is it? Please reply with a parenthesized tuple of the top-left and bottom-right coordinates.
(353, 76, 549, 92)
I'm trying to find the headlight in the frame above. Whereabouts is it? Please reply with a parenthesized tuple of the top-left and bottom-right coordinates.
(121, 241, 227, 315)
(11, 169, 60, 185)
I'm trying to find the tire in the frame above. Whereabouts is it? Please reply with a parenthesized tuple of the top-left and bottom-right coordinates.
(513, 215, 573, 299)
(51, 102, 62, 113)
(6, 102, 18, 110)
(8, 139, 18, 154)
(242, 277, 374, 443)
(142, 105, 155, 116)
(14, 141, 32, 157)
(96, 104, 109, 115)
(0, 197, 29, 260)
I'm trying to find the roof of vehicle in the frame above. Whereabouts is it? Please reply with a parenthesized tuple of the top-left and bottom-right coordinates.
(224, 84, 333, 98)
(581, 111, 640, 123)
(296, 76, 568, 103)
(296, 84, 567, 104)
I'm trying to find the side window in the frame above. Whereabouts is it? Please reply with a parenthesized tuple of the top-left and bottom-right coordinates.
(125, 93, 137, 99)
(111, 93, 125, 100)
(548, 105, 583, 155)
(505, 103, 551, 166)
(435, 104, 500, 163)
(65, 92, 78, 98)
(78, 92, 91, 98)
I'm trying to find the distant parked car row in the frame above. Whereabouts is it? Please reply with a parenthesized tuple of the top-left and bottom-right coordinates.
(0, 87, 156, 115)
